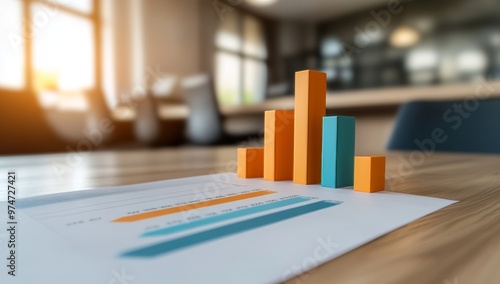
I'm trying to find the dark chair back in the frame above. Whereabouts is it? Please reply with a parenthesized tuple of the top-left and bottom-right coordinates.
(387, 99, 500, 154)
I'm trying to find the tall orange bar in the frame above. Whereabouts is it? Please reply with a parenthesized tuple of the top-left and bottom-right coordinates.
(264, 110, 294, 181)
(293, 70, 327, 184)
(237, 148, 264, 178)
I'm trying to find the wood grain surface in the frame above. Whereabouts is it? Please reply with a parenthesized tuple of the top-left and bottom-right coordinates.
(1, 146, 499, 284)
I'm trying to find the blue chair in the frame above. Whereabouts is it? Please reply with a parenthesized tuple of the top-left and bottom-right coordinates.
(387, 99, 500, 154)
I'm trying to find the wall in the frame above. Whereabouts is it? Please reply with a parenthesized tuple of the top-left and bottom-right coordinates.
(103, 0, 202, 104)
(142, 0, 201, 79)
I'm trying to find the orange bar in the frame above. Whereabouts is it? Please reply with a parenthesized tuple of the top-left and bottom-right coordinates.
(293, 70, 327, 184)
(354, 156, 386, 193)
(264, 110, 294, 181)
(237, 148, 264, 178)
(113, 190, 275, 222)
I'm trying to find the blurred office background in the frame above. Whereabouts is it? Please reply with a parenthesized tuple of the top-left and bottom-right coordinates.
(1, 0, 499, 155)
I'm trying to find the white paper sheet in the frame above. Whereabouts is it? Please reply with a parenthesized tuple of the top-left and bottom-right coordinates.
(1, 173, 456, 284)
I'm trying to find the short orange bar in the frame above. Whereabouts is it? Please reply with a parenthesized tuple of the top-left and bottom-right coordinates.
(237, 148, 264, 178)
(113, 190, 275, 222)
(354, 156, 386, 193)
(264, 110, 294, 181)
(293, 70, 327, 184)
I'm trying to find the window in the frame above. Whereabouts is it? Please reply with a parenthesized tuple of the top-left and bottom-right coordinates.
(32, 3, 95, 92)
(320, 36, 354, 87)
(0, 0, 97, 111)
(46, 0, 93, 14)
(215, 12, 268, 106)
(0, 0, 24, 89)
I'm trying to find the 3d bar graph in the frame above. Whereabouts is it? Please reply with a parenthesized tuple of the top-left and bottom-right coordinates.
(321, 116, 356, 188)
(237, 148, 264, 178)
(264, 110, 294, 181)
(237, 69, 385, 193)
(293, 70, 326, 184)
(354, 156, 386, 193)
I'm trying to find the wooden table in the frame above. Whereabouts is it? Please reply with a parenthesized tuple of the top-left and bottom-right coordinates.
(1, 147, 500, 283)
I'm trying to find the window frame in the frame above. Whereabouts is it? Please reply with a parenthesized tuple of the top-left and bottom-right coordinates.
(0, 0, 101, 95)
(215, 11, 268, 106)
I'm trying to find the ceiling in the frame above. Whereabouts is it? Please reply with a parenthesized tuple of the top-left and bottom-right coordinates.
(243, 0, 390, 22)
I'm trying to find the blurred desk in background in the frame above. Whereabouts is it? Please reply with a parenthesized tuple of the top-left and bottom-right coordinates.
(155, 81, 500, 154)
(154, 80, 500, 120)
(1, 147, 500, 283)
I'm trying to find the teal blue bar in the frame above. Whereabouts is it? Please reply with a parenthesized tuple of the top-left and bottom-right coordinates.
(321, 116, 356, 188)
(122, 200, 340, 258)
(142, 197, 311, 237)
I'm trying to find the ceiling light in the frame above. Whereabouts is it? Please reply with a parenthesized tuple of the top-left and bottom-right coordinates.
(390, 26, 420, 48)
(246, 0, 278, 6)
